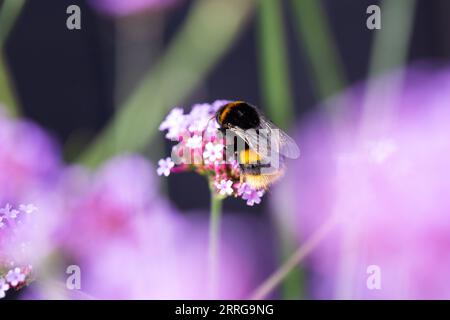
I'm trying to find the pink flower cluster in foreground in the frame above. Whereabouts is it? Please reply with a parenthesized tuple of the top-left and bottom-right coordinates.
(157, 101, 265, 206)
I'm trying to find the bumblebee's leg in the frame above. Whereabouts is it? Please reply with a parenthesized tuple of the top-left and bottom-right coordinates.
(239, 164, 246, 184)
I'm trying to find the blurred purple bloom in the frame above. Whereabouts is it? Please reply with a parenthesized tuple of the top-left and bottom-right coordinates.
(0, 278, 9, 298)
(275, 67, 450, 299)
(81, 210, 262, 299)
(0, 203, 19, 219)
(59, 155, 158, 261)
(0, 107, 62, 297)
(88, 0, 180, 16)
(55, 155, 271, 299)
(0, 105, 271, 300)
(19, 204, 38, 215)
(6, 267, 26, 287)
(0, 107, 60, 204)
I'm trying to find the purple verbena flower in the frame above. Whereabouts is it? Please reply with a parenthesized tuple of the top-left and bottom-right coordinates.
(0, 278, 9, 299)
(157, 157, 175, 177)
(159, 108, 186, 141)
(6, 267, 26, 287)
(216, 180, 233, 196)
(203, 142, 224, 164)
(242, 189, 264, 206)
(186, 135, 203, 149)
(158, 101, 266, 206)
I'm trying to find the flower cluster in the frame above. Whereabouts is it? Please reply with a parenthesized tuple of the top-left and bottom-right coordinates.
(0, 203, 37, 298)
(157, 101, 265, 206)
(0, 266, 32, 298)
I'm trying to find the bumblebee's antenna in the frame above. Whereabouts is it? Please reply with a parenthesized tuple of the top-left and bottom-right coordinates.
(202, 115, 218, 141)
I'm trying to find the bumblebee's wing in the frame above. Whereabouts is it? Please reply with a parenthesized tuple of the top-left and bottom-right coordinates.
(258, 117, 300, 159)
(229, 118, 300, 160)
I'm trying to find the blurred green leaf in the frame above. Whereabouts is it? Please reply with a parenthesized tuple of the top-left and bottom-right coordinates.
(0, 52, 18, 115)
(361, 0, 416, 127)
(0, 0, 25, 46)
(368, 0, 416, 77)
(290, 0, 346, 100)
(79, 0, 255, 167)
(258, 0, 294, 129)
(0, 0, 25, 116)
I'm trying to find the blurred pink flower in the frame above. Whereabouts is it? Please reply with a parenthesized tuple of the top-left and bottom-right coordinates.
(81, 210, 272, 299)
(0, 201, 38, 298)
(0, 107, 63, 298)
(88, 0, 180, 16)
(55, 155, 272, 299)
(0, 108, 60, 204)
(275, 67, 450, 299)
(59, 155, 158, 261)
(0, 106, 271, 300)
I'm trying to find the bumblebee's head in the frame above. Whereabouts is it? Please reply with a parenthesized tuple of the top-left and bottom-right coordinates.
(215, 101, 260, 130)
(215, 104, 228, 128)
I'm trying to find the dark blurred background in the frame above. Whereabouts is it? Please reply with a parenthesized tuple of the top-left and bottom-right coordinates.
(4, 0, 450, 212)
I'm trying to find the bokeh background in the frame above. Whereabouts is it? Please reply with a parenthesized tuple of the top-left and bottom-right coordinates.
(1, 0, 450, 299)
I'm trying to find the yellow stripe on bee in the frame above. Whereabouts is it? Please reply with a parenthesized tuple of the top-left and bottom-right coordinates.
(239, 149, 261, 164)
(219, 101, 244, 124)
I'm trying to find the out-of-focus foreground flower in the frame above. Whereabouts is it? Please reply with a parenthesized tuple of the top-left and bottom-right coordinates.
(0, 108, 62, 298)
(275, 67, 450, 299)
(53, 156, 271, 299)
(0, 203, 35, 298)
(88, 0, 180, 16)
(0, 105, 271, 299)
(0, 109, 60, 204)
(158, 101, 265, 206)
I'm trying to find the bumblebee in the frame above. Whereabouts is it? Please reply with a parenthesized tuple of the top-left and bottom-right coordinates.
(216, 101, 300, 190)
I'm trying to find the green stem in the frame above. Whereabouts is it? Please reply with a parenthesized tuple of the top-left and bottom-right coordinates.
(290, 0, 346, 101)
(258, 0, 294, 129)
(208, 186, 223, 298)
